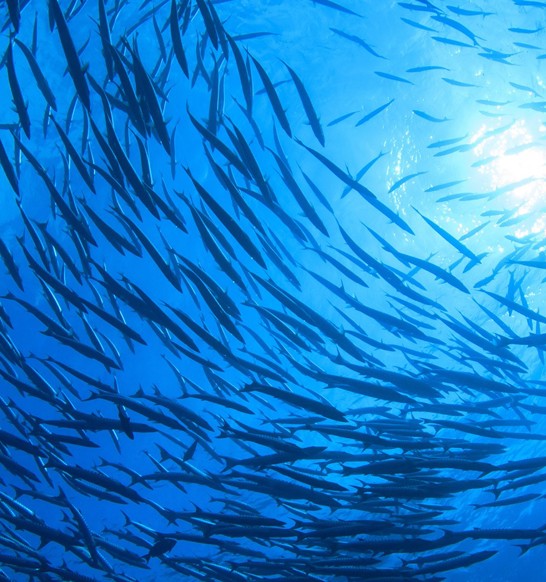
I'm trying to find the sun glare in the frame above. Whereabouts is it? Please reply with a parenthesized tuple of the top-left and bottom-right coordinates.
(471, 119, 546, 237)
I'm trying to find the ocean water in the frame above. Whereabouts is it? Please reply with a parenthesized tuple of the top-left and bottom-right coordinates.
(1, 0, 546, 580)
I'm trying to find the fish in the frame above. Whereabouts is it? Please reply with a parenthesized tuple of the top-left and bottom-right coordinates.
(144, 537, 177, 561)
(5, 0, 20, 32)
(132, 386, 213, 432)
(330, 27, 386, 59)
(327, 110, 357, 126)
(367, 227, 469, 293)
(14, 38, 58, 112)
(432, 35, 475, 48)
(51, 117, 95, 192)
(283, 60, 325, 146)
(14, 136, 97, 246)
(6, 42, 30, 139)
(250, 55, 292, 137)
(185, 169, 267, 268)
(49, 0, 91, 110)
(431, 14, 483, 45)
(123, 39, 172, 155)
(242, 381, 346, 422)
(269, 149, 328, 236)
(509, 81, 542, 97)
(375, 70, 414, 84)
(509, 26, 543, 34)
(0, 240, 24, 291)
(415, 550, 498, 575)
(483, 290, 546, 325)
(426, 179, 467, 192)
(401, 17, 439, 32)
(0, 138, 19, 196)
(413, 109, 450, 122)
(356, 99, 395, 126)
(407, 66, 450, 73)
(447, 6, 495, 17)
(312, 0, 362, 16)
(389, 171, 428, 193)
(412, 206, 480, 262)
(298, 140, 414, 233)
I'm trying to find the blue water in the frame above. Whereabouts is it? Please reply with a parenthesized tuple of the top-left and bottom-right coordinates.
(1, 0, 546, 580)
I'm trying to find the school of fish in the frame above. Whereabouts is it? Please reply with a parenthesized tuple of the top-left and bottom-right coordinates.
(1, 0, 546, 580)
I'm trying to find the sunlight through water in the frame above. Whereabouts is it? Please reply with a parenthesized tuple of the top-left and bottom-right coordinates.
(472, 119, 546, 238)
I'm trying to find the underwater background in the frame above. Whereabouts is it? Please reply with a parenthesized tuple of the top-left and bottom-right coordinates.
(1, 0, 546, 580)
